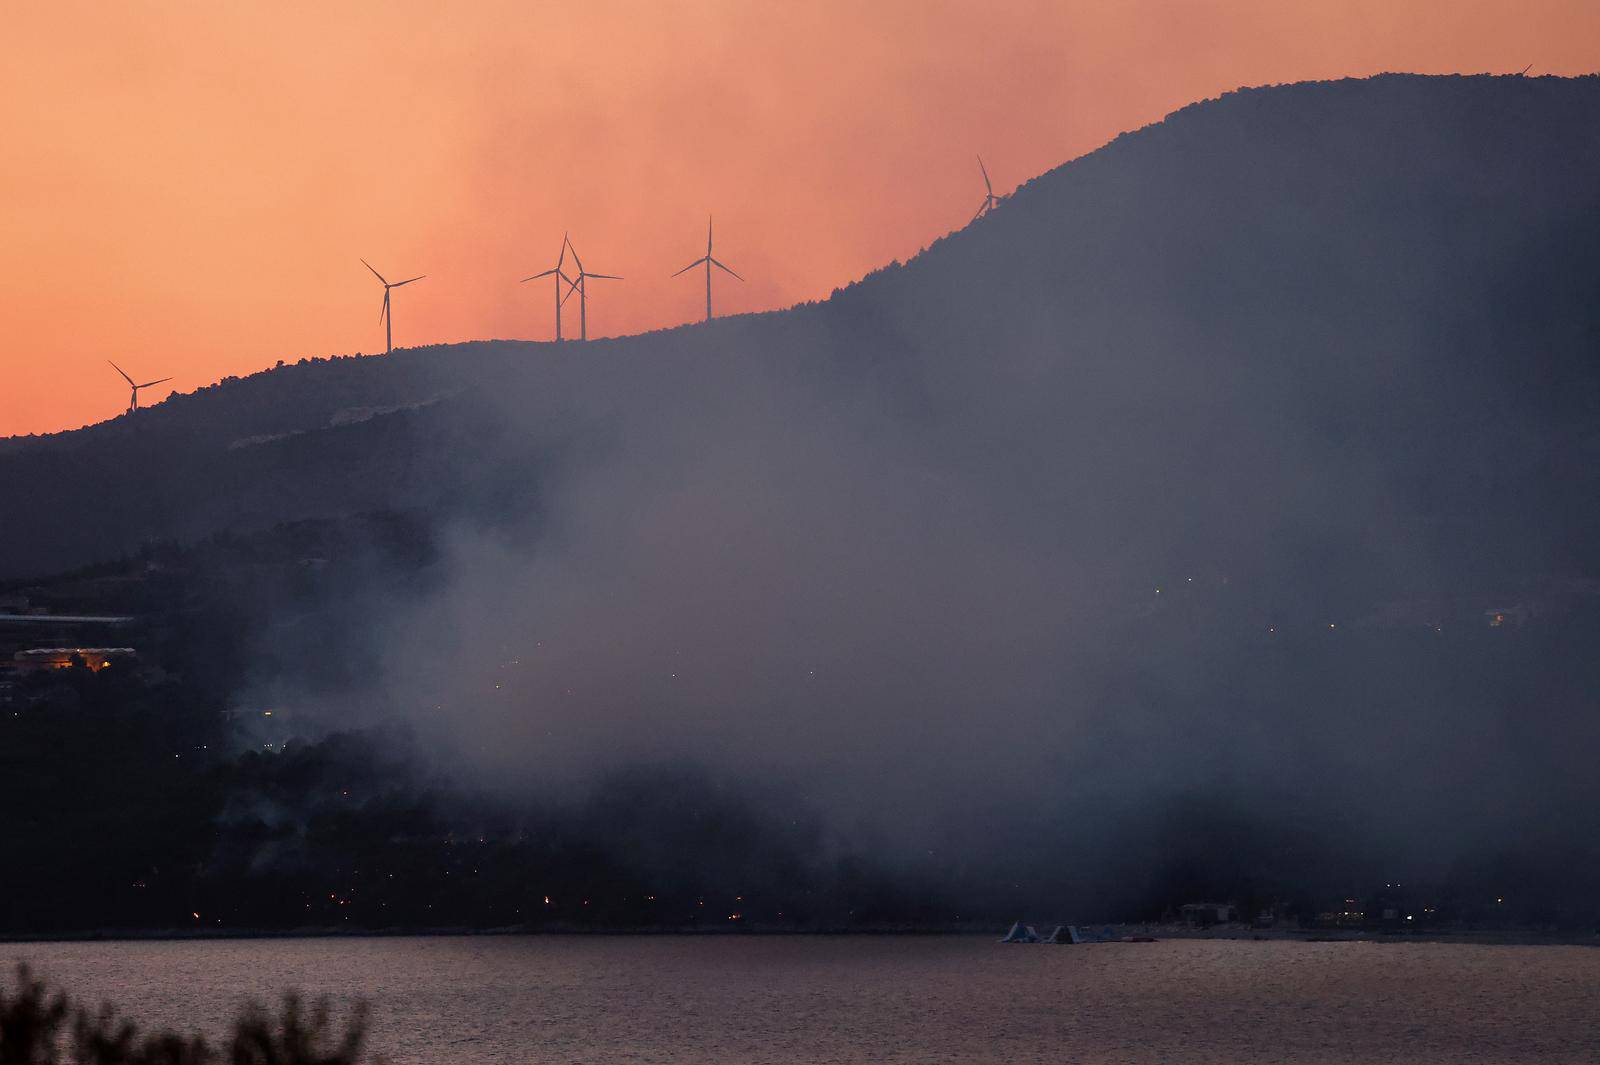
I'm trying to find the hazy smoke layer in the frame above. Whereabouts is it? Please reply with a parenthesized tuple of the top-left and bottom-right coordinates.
(225, 76, 1600, 905)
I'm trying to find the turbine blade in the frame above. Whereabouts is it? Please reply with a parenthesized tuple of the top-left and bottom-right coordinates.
(379, 291, 389, 324)
(361, 258, 387, 285)
(391, 275, 425, 287)
(978, 155, 992, 195)
(587, 272, 622, 280)
(974, 200, 988, 222)
(710, 257, 744, 281)
(522, 269, 558, 282)
(707, 216, 714, 255)
(672, 257, 709, 277)
(564, 235, 584, 273)
(557, 234, 568, 269)
(138, 377, 172, 388)
(107, 360, 134, 386)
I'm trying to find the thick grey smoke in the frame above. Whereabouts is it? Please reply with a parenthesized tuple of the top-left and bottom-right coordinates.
(373, 359, 1100, 809)
(221, 74, 1600, 903)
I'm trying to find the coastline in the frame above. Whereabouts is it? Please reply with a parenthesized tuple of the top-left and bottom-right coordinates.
(1120, 924, 1600, 948)
(6, 923, 1598, 948)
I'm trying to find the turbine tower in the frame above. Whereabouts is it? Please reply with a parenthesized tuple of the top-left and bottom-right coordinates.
(672, 216, 743, 323)
(522, 236, 575, 341)
(973, 156, 1002, 221)
(361, 259, 424, 355)
(108, 361, 171, 415)
(559, 236, 621, 341)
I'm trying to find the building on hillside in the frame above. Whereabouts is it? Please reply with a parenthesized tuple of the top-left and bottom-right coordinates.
(12, 647, 138, 675)
(0, 614, 136, 669)
(1179, 902, 1235, 926)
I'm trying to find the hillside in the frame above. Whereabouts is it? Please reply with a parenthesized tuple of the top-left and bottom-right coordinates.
(5, 72, 1600, 911)
(3, 73, 1598, 594)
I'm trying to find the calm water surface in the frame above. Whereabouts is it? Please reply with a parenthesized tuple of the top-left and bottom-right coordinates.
(11, 936, 1600, 1063)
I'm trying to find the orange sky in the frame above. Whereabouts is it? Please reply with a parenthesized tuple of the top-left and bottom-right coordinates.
(1, 0, 1596, 436)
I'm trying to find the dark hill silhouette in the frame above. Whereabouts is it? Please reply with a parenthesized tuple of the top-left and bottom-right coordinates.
(5, 73, 1599, 594)
(5, 73, 1600, 915)
(3, 73, 1597, 593)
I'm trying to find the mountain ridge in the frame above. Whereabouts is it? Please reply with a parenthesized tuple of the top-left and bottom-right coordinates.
(3, 72, 1599, 587)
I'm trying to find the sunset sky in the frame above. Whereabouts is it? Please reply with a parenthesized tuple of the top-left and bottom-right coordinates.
(1, 0, 1595, 436)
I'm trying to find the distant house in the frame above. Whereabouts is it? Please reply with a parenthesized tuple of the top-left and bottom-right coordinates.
(1, 614, 138, 677)
(1316, 898, 1368, 926)
(12, 647, 137, 675)
(1180, 902, 1235, 926)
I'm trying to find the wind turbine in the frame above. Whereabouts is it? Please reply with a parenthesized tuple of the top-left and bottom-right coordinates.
(108, 361, 171, 415)
(973, 156, 1003, 221)
(361, 259, 424, 354)
(672, 216, 743, 323)
(522, 236, 576, 341)
(559, 236, 621, 341)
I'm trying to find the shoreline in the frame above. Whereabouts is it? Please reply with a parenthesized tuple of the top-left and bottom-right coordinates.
(1132, 924, 1600, 948)
(6, 923, 1598, 948)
